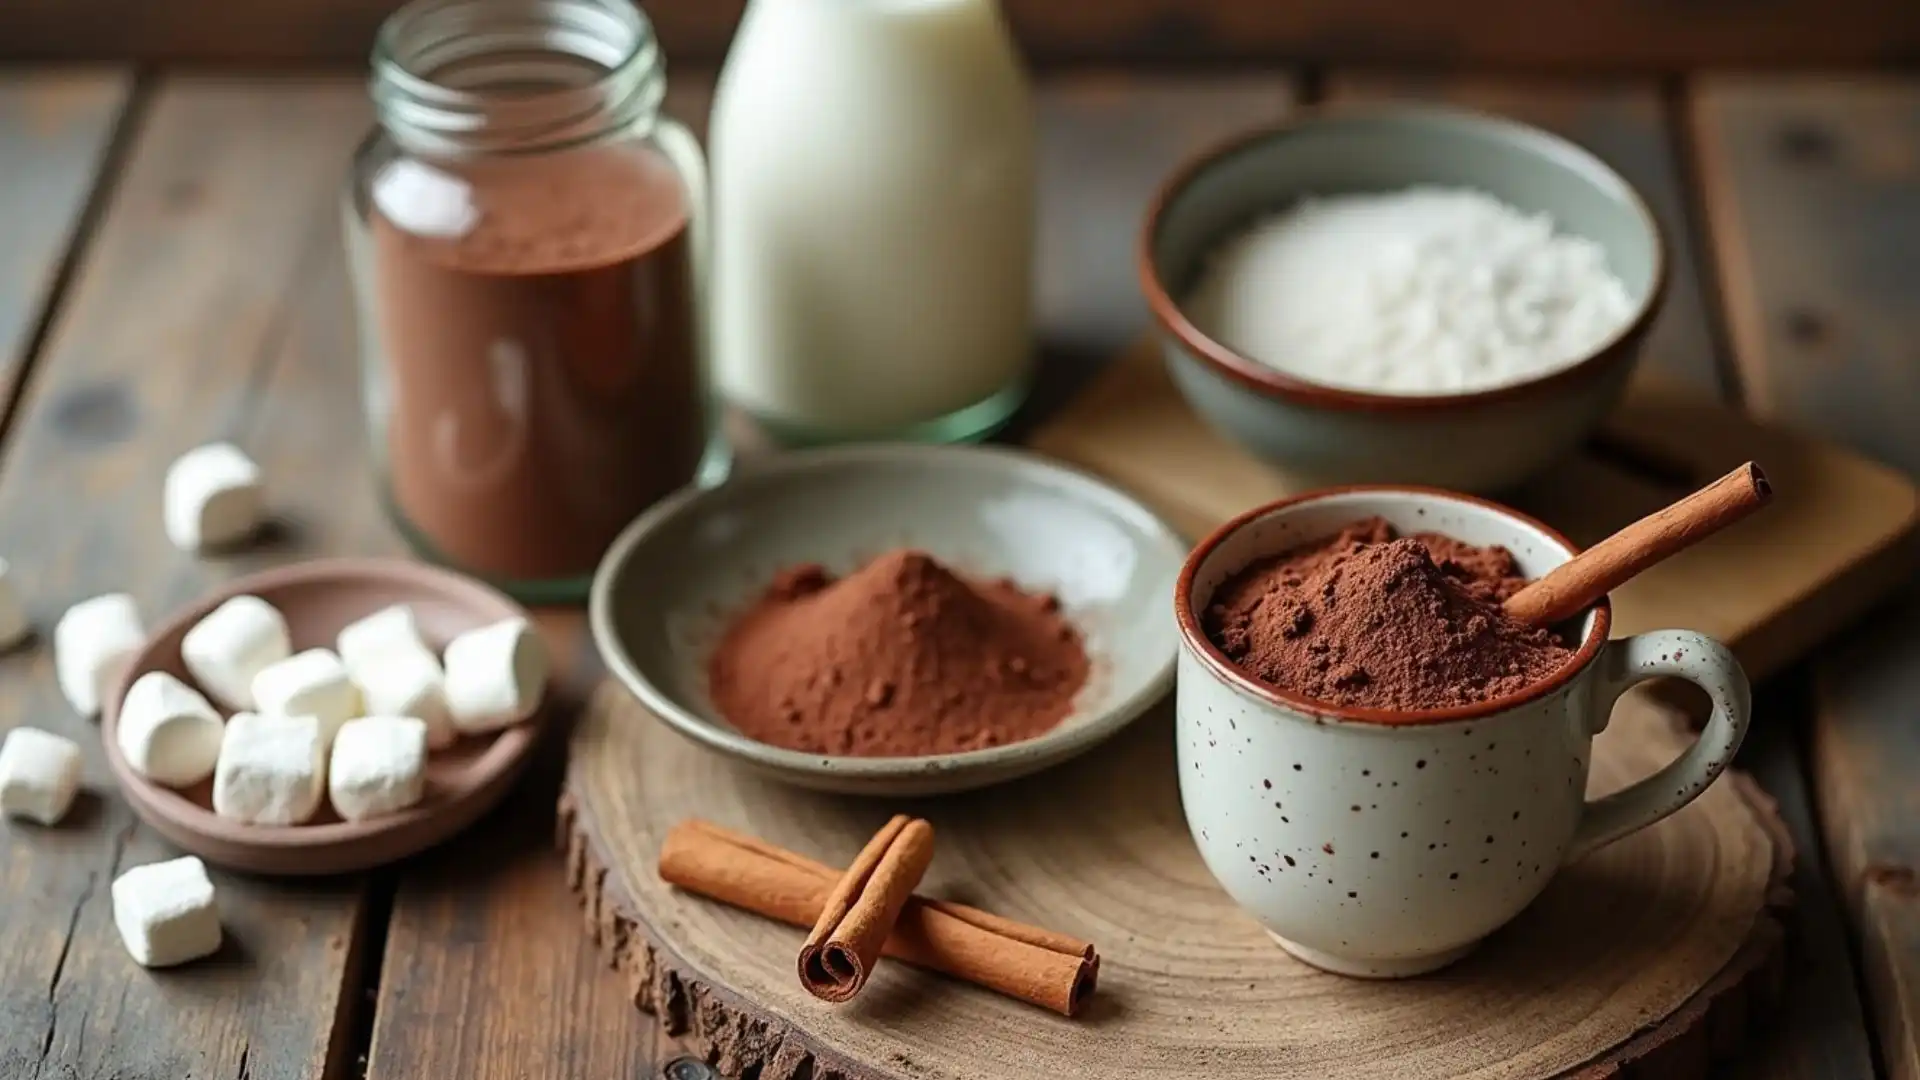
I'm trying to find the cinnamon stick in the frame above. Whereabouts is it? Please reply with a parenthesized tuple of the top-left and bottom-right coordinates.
(1504, 461, 1773, 628)
(799, 814, 936, 1001)
(659, 819, 1098, 1016)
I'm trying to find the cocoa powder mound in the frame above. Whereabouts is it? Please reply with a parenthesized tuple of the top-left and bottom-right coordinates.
(1203, 517, 1573, 711)
(707, 550, 1090, 756)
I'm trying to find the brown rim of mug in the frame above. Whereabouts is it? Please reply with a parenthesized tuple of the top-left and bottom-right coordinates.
(1136, 102, 1670, 414)
(1173, 484, 1613, 727)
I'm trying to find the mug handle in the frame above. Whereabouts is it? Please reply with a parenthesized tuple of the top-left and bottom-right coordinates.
(1566, 630, 1752, 863)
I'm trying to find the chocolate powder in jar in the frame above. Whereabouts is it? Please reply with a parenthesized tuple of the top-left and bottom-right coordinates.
(707, 550, 1091, 757)
(370, 144, 704, 581)
(1203, 517, 1574, 711)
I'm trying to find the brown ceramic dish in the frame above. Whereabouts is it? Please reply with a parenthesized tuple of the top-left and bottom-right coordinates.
(101, 557, 545, 876)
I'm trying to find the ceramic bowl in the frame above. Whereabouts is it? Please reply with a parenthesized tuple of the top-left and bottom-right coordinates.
(102, 558, 547, 876)
(589, 444, 1186, 797)
(1174, 486, 1751, 976)
(1139, 104, 1667, 493)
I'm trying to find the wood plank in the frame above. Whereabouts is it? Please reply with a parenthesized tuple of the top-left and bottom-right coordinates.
(1036, 73, 1295, 356)
(1691, 75, 1920, 1080)
(1806, 614, 1920, 1080)
(1732, 685, 1881, 1080)
(3, 0, 1918, 68)
(1023, 71, 1296, 428)
(359, 631, 660, 1080)
(0, 76, 377, 1080)
(1692, 78, 1920, 471)
(1326, 76, 1724, 396)
(0, 70, 132, 421)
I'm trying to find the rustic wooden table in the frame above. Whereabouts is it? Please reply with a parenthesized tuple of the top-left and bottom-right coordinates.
(0, 67, 1912, 1080)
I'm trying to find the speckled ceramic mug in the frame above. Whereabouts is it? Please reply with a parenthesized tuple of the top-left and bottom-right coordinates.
(1174, 487, 1751, 978)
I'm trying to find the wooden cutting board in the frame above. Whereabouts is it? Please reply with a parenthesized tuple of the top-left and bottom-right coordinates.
(1027, 340, 1920, 682)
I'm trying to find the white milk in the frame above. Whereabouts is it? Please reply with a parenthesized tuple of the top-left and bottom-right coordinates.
(710, 0, 1036, 438)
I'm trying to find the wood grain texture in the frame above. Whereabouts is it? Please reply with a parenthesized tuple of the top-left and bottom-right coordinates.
(363, 613, 661, 1080)
(1035, 73, 1295, 357)
(1690, 75, 1920, 1080)
(1733, 685, 1881, 1080)
(3, 0, 1918, 68)
(1019, 72, 1298, 428)
(0, 70, 132, 424)
(0, 76, 377, 1080)
(1325, 76, 1725, 396)
(1691, 77, 1920, 472)
(563, 686, 1789, 1080)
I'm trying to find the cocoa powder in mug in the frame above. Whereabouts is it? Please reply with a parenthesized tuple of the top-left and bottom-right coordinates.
(707, 550, 1090, 756)
(370, 144, 705, 582)
(1203, 517, 1573, 711)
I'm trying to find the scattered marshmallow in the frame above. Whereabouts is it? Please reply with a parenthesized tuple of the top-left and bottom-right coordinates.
(328, 716, 427, 822)
(163, 442, 264, 552)
(0, 557, 29, 651)
(444, 617, 548, 734)
(249, 648, 359, 746)
(351, 645, 454, 749)
(181, 594, 290, 710)
(111, 855, 221, 967)
(54, 593, 145, 716)
(116, 671, 224, 788)
(336, 603, 431, 679)
(212, 712, 325, 826)
(371, 159, 479, 240)
(0, 726, 82, 824)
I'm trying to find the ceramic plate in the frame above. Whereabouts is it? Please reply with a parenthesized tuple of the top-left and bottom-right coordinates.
(590, 444, 1185, 796)
(102, 558, 546, 875)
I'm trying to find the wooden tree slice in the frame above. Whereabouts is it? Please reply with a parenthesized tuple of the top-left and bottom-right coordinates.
(561, 683, 1791, 1080)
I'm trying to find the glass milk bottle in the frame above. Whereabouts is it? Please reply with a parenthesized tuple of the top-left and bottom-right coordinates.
(710, 0, 1037, 443)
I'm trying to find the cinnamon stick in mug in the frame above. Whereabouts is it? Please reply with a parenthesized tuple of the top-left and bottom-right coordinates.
(798, 814, 936, 1002)
(658, 819, 1098, 1016)
(1505, 461, 1773, 628)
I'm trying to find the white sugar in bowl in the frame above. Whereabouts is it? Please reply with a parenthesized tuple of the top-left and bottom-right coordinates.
(1139, 104, 1667, 493)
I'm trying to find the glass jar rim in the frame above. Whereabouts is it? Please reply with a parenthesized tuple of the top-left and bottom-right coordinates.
(369, 0, 665, 156)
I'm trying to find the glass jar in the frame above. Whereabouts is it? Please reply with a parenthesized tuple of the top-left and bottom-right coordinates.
(343, 0, 725, 604)
(709, 0, 1037, 445)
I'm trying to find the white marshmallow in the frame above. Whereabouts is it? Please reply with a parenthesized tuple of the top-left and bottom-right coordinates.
(0, 726, 82, 824)
(111, 855, 221, 967)
(54, 592, 145, 716)
(211, 712, 325, 825)
(163, 442, 264, 552)
(249, 648, 359, 746)
(328, 716, 427, 821)
(0, 557, 29, 651)
(336, 603, 432, 678)
(351, 645, 454, 749)
(181, 594, 290, 710)
(116, 671, 224, 788)
(444, 617, 548, 734)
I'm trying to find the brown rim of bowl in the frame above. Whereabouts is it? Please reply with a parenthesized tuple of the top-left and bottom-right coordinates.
(1173, 484, 1613, 727)
(1137, 102, 1670, 414)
